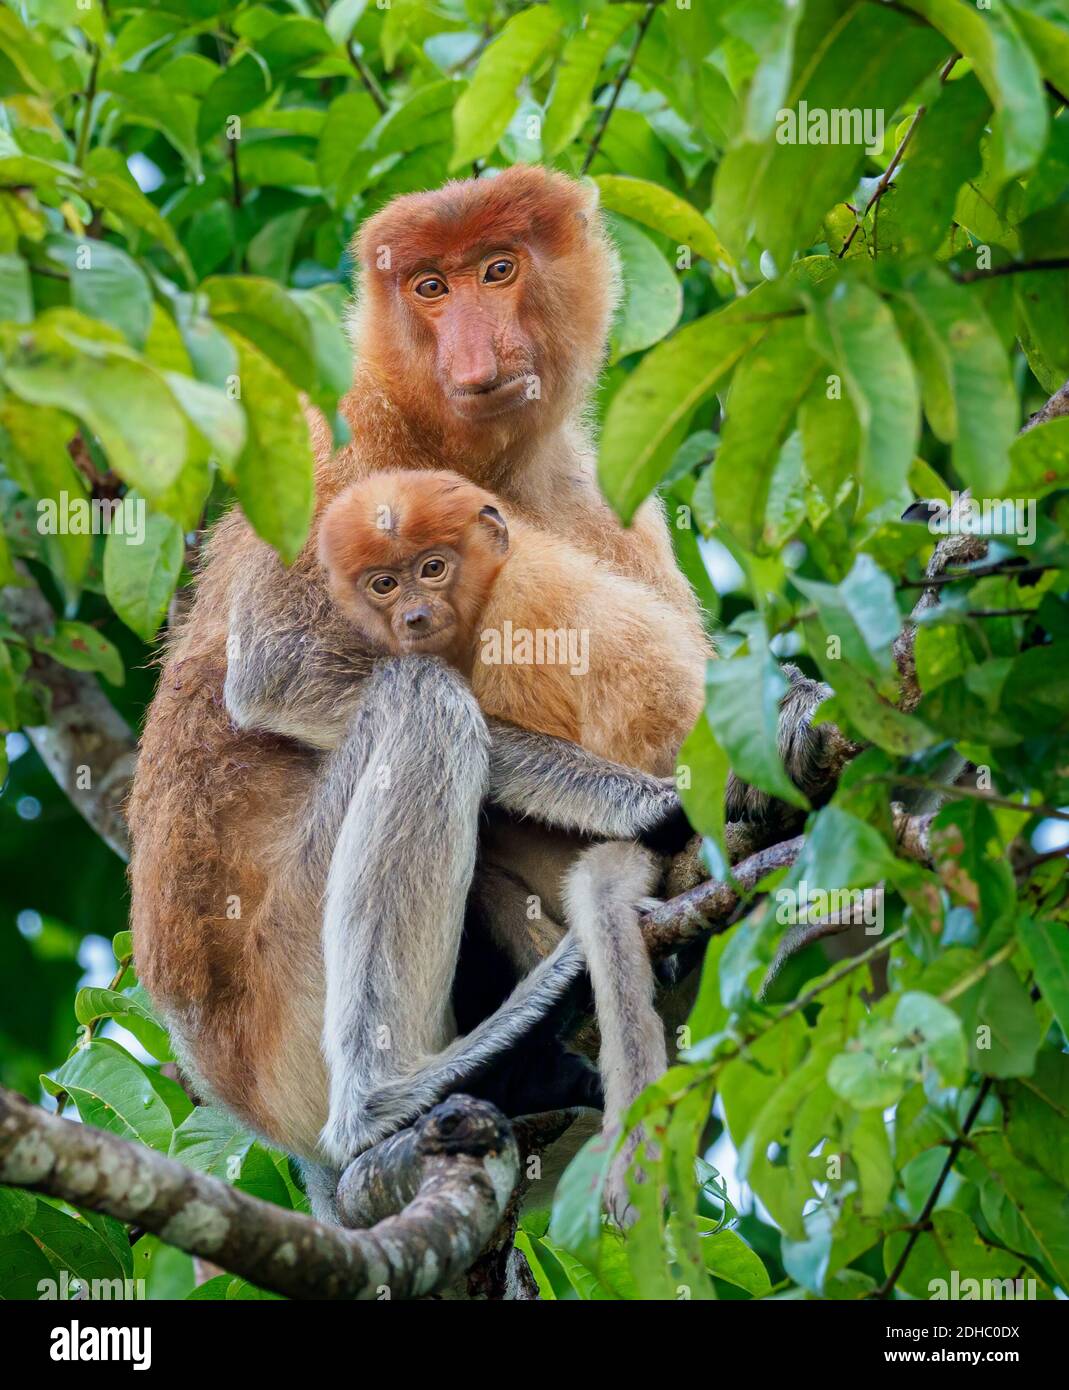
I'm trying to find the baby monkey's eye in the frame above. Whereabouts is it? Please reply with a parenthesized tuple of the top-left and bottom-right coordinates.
(369, 574, 397, 595)
(483, 256, 516, 285)
(420, 557, 447, 579)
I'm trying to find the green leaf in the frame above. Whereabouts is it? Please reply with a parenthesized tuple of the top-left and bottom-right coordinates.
(973, 1134, 1069, 1287)
(370, 79, 464, 157)
(2, 314, 188, 498)
(1009, 416, 1069, 500)
(324, 0, 368, 46)
(604, 212, 681, 363)
(956, 962, 1042, 1078)
(0, 639, 17, 732)
(901, 0, 1047, 184)
(676, 709, 729, 865)
(1015, 206, 1069, 395)
(713, 315, 819, 549)
(599, 284, 785, 521)
(289, 288, 353, 418)
(1017, 919, 1069, 1045)
(101, 72, 202, 178)
(890, 73, 991, 259)
(893, 270, 1015, 495)
(799, 376, 860, 507)
(703, 643, 808, 810)
(203, 276, 317, 395)
(80, 172, 194, 286)
(696, 1224, 771, 1296)
(34, 621, 124, 687)
(0, 396, 90, 602)
(0, 1186, 34, 1237)
(807, 280, 920, 516)
(169, 1108, 291, 1207)
(548, 1129, 614, 1267)
(0, 1228, 59, 1299)
(317, 90, 380, 202)
(884, 1208, 1045, 1300)
(713, 4, 948, 268)
(451, 7, 564, 169)
(28, 1202, 129, 1290)
(103, 507, 184, 642)
(793, 555, 900, 681)
(850, 1109, 895, 1218)
(225, 330, 315, 564)
(0, 252, 31, 323)
(198, 50, 271, 143)
(594, 174, 733, 269)
(42, 1040, 177, 1149)
(44, 236, 151, 349)
(544, 6, 640, 155)
(75, 985, 172, 1060)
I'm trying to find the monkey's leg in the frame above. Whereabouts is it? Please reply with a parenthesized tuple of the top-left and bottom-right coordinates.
(564, 842, 667, 1227)
(314, 657, 490, 1163)
(354, 722, 692, 1145)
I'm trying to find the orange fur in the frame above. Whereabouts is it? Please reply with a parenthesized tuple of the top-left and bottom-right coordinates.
(129, 167, 711, 1160)
(320, 470, 705, 769)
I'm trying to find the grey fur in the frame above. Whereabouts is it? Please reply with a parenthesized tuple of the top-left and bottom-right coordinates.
(487, 721, 681, 837)
(564, 842, 667, 1225)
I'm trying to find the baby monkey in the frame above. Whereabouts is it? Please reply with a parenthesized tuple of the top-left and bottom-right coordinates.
(319, 468, 693, 1223)
(319, 470, 704, 773)
(318, 470, 509, 677)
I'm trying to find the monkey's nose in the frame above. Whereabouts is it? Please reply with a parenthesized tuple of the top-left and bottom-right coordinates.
(404, 607, 431, 632)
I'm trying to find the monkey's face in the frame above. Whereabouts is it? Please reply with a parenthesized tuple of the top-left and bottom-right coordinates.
(356, 167, 617, 441)
(404, 249, 536, 423)
(355, 547, 465, 656)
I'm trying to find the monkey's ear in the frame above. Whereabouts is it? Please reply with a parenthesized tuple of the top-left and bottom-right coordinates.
(477, 505, 509, 554)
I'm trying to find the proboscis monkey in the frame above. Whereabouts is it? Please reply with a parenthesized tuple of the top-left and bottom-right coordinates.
(130, 167, 829, 1221)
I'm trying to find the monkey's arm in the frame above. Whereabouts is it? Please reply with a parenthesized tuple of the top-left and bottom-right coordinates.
(224, 545, 688, 843)
(223, 552, 377, 748)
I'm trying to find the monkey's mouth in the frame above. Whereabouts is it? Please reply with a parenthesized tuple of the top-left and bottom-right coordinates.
(449, 373, 530, 419)
(397, 623, 456, 653)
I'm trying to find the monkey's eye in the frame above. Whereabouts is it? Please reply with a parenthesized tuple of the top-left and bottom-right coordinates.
(414, 276, 448, 300)
(369, 574, 398, 596)
(420, 557, 447, 580)
(482, 256, 516, 286)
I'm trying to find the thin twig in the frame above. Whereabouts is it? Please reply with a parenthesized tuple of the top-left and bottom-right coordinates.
(866, 775, 1069, 824)
(838, 53, 958, 259)
(953, 257, 1069, 284)
(874, 1078, 993, 1298)
(74, 46, 100, 168)
(896, 560, 1057, 589)
(347, 39, 388, 114)
(580, 3, 656, 177)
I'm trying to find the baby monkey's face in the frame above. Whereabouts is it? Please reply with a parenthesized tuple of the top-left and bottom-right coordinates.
(355, 544, 464, 656)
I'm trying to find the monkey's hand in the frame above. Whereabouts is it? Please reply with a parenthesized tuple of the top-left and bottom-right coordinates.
(635, 787, 694, 856)
(725, 665, 861, 827)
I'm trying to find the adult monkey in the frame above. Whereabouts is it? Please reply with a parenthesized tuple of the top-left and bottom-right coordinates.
(130, 167, 831, 1218)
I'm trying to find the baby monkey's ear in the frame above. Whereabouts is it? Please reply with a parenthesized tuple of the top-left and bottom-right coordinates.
(476, 504, 509, 554)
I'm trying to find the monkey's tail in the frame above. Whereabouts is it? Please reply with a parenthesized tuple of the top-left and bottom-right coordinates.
(563, 841, 668, 1227)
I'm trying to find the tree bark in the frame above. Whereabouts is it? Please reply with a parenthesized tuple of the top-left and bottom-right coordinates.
(0, 1089, 517, 1301)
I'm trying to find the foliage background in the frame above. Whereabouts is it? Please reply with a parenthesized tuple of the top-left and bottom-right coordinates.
(1, 0, 1069, 1301)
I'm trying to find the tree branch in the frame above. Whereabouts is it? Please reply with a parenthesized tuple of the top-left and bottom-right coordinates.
(579, 3, 656, 177)
(2, 569, 134, 860)
(0, 1089, 517, 1301)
